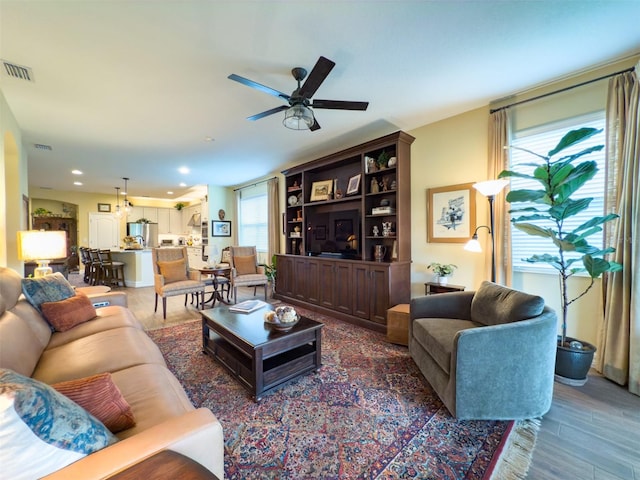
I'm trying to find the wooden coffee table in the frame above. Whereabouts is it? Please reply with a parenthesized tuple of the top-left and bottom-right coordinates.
(201, 304, 323, 401)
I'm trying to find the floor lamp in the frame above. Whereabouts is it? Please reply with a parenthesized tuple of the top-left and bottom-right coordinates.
(464, 180, 509, 283)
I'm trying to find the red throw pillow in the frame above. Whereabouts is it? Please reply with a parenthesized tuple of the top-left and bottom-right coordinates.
(234, 255, 257, 275)
(157, 259, 188, 283)
(52, 372, 136, 433)
(40, 292, 97, 332)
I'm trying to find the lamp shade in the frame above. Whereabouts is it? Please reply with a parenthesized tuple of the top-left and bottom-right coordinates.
(464, 237, 483, 252)
(283, 104, 314, 130)
(17, 230, 67, 261)
(473, 179, 509, 197)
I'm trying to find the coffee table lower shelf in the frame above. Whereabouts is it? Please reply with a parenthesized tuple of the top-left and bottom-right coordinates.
(201, 309, 323, 401)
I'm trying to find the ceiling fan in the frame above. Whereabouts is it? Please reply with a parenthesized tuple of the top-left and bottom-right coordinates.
(228, 56, 369, 131)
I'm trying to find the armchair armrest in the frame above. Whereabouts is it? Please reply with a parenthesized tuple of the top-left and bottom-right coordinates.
(410, 291, 474, 320)
(85, 292, 128, 308)
(43, 409, 224, 480)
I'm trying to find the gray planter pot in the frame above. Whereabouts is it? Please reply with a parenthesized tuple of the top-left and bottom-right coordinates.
(555, 336, 596, 386)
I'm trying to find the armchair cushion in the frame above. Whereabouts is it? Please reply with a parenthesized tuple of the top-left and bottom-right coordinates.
(157, 260, 188, 284)
(234, 255, 257, 275)
(41, 293, 97, 332)
(470, 281, 545, 326)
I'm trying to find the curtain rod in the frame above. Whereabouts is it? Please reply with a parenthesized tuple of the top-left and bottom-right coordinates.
(233, 176, 277, 192)
(489, 66, 635, 114)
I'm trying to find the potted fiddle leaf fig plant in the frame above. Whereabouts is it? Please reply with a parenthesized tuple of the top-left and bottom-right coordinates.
(498, 127, 622, 385)
(260, 255, 277, 297)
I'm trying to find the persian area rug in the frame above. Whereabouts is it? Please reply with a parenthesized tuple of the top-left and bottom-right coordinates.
(149, 310, 538, 479)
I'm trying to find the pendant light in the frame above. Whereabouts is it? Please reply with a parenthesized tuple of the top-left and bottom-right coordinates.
(122, 177, 131, 214)
(114, 186, 122, 218)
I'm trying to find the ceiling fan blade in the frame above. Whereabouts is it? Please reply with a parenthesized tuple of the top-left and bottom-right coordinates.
(311, 99, 369, 111)
(247, 105, 288, 121)
(309, 118, 321, 131)
(299, 56, 335, 98)
(228, 74, 290, 101)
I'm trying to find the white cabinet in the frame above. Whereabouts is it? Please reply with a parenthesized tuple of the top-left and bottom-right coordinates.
(157, 208, 170, 233)
(127, 206, 157, 223)
(143, 207, 158, 223)
(170, 209, 183, 233)
(201, 197, 209, 222)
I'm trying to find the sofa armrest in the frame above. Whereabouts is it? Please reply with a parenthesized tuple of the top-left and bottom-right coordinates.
(42, 408, 224, 480)
(86, 292, 128, 308)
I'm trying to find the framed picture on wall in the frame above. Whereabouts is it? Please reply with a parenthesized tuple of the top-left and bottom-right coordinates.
(212, 220, 231, 237)
(346, 174, 361, 195)
(97, 203, 111, 212)
(310, 180, 333, 201)
(427, 183, 476, 243)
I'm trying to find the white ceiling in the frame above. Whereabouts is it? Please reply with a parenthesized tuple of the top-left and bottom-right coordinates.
(1, 1, 639, 202)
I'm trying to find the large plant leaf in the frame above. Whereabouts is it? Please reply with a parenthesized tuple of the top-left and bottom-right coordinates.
(498, 170, 539, 182)
(510, 214, 552, 223)
(549, 163, 573, 188)
(549, 198, 592, 220)
(554, 162, 598, 202)
(507, 145, 549, 161)
(552, 145, 604, 165)
(573, 214, 619, 233)
(513, 223, 553, 238)
(547, 128, 602, 157)
(524, 254, 563, 270)
(583, 255, 623, 278)
(506, 189, 548, 204)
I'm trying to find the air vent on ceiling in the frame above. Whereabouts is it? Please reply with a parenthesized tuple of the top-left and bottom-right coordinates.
(1, 60, 34, 82)
(34, 144, 52, 151)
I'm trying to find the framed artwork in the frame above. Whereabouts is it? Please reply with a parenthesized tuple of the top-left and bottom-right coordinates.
(212, 220, 231, 237)
(427, 183, 476, 243)
(310, 180, 333, 201)
(346, 174, 361, 195)
(97, 203, 111, 212)
(315, 225, 327, 240)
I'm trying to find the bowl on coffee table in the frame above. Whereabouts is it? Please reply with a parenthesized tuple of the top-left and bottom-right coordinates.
(264, 306, 299, 332)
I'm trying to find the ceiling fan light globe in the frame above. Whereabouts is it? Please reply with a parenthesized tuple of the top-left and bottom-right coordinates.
(283, 104, 314, 130)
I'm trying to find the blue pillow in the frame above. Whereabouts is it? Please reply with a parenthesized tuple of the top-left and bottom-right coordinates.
(0, 369, 118, 479)
(21, 272, 76, 312)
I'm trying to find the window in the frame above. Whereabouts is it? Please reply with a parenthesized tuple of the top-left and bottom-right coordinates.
(509, 112, 606, 273)
(237, 184, 268, 253)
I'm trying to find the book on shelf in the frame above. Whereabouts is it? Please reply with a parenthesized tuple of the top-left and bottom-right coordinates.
(229, 299, 267, 314)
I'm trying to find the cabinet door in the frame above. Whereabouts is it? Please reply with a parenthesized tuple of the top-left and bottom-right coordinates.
(318, 260, 335, 309)
(306, 259, 320, 305)
(276, 255, 293, 297)
(157, 208, 170, 234)
(352, 264, 370, 319)
(333, 262, 352, 315)
(368, 265, 390, 325)
(128, 206, 144, 222)
(293, 257, 308, 301)
(170, 209, 183, 233)
(143, 207, 158, 223)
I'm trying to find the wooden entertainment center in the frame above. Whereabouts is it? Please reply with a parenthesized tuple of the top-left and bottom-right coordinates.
(275, 131, 414, 332)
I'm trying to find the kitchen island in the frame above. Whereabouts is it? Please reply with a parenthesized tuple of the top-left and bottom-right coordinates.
(110, 249, 154, 288)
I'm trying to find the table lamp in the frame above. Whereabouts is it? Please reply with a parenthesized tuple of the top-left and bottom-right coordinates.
(17, 230, 67, 277)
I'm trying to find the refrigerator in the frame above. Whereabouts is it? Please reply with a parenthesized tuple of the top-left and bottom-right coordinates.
(126, 223, 159, 248)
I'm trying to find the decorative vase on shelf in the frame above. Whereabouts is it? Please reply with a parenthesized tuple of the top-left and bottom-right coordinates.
(437, 276, 448, 285)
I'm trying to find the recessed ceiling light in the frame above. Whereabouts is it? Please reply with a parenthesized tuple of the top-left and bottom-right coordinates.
(71, 169, 82, 175)
(167, 191, 174, 195)
(204, 136, 214, 142)
(73, 181, 83, 186)
(179, 182, 187, 187)
(178, 167, 189, 174)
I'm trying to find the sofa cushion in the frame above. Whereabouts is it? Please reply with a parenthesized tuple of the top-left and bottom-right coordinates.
(21, 272, 76, 312)
(470, 281, 545, 326)
(33, 327, 167, 385)
(53, 373, 136, 433)
(0, 369, 117, 479)
(157, 259, 188, 284)
(412, 318, 479, 374)
(41, 292, 97, 332)
(234, 255, 257, 275)
(0, 311, 47, 377)
(110, 363, 195, 440)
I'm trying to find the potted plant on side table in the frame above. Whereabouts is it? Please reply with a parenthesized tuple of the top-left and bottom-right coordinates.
(260, 255, 277, 297)
(499, 127, 622, 386)
(427, 262, 457, 285)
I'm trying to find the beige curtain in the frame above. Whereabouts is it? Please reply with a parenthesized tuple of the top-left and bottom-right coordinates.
(598, 62, 640, 396)
(488, 109, 512, 286)
(267, 177, 280, 260)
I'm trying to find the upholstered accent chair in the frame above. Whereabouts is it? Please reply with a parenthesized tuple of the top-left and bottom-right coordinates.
(409, 281, 557, 420)
(151, 247, 205, 319)
(229, 246, 268, 303)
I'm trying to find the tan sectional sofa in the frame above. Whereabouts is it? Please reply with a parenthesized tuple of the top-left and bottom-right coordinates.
(0, 267, 224, 479)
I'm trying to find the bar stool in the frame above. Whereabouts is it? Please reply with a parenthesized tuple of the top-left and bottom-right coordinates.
(88, 249, 103, 285)
(98, 249, 126, 288)
(79, 247, 92, 284)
